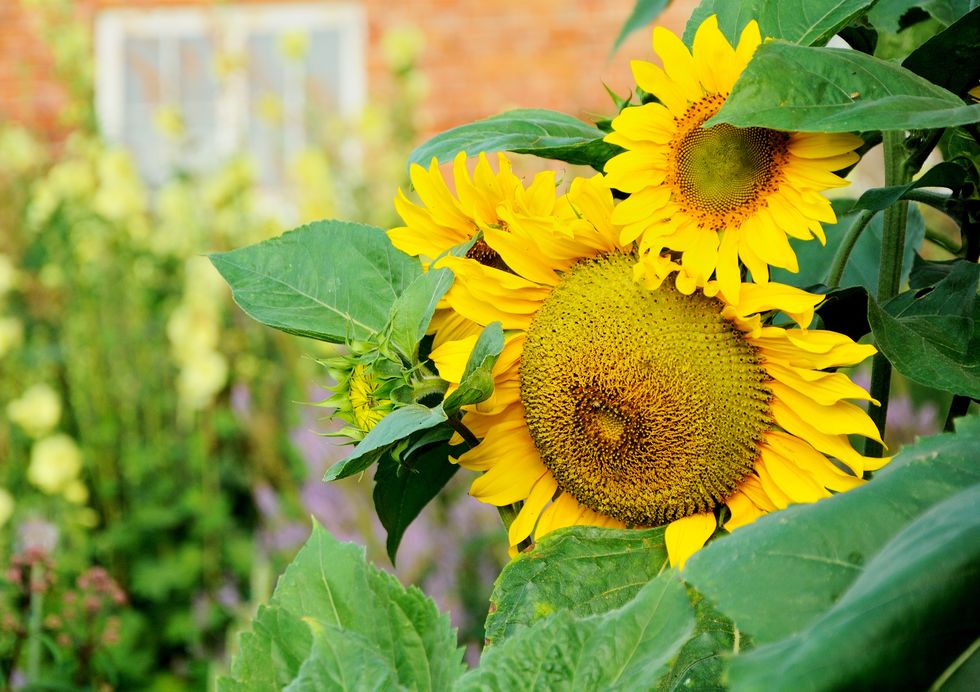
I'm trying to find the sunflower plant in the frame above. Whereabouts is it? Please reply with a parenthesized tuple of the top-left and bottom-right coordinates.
(216, 1, 980, 689)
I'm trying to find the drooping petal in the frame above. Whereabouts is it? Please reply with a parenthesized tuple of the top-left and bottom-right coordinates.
(665, 512, 717, 569)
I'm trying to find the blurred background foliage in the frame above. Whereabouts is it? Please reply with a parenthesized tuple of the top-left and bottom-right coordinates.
(0, 2, 504, 688)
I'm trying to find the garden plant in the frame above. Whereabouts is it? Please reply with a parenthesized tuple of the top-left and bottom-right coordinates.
(214, 1, 980, 690)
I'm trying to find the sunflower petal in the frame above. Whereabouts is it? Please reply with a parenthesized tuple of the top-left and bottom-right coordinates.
(665, 512, 717, 569)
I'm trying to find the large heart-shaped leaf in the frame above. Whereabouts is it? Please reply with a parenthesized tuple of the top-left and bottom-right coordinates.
(684, 0, 876, 46)
(708, 42, 980, 131)
(210, 221, 421, 344)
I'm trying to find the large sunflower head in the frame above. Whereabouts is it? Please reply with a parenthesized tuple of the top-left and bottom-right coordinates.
(431, 185, 886, 568)
(604, 15, 862, 300)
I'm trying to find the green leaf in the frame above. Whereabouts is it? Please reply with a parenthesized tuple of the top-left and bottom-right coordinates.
(457, 573, 696, 691)
(223, 606, 313, 691)
(484, 526, 669, 644)
(770, 201, 925, 300)
(210, 220, 421, 344)
(442, 322, 505, 414)
(728, 484, 980, 691)
(409, 109, 623, 172)
(868, 262, 980, 397)
(852, 161, 971, 212)
(684, 0, 876, 46)
(868, 0, 977, 32)
(909, 255, 967, 289)
(683, 417, 980, 643)
(223, 522, 465, 691)
(612, 0, 670, 53)
(387, 268, 454, 362)
(286, 623, 399, 691)
(902, 7, 980, 95)
(323, 405, 448, 482)
(657, 590, 741, 692)
(883, 260, 978, 353)
(707, 41, 980, 132)
(374, 440, 459, 563)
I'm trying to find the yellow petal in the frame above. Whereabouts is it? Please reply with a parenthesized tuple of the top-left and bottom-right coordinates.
(483, 227, 560, 286)
(692, 14, 739, 93)
(744, 208, 799, 272)
(410, 159, 470, 229)
(715, 227, 743, 302)
(630, 60, 690, 115)
(765, 431, 865, 493)
(724, 489, 765, 531)
(755, 460, 793, 509)
(788, 132, 862, 159)
(606, 102, 675, 145)
(429, 334, 478, 384)
(771, 398, 882, 476)
(734, 20, 762, 69)
(653, 26, 703, 103)
(535, 492, 586, 539)
(508, 473, 558, 547)
(738, 474, 778, 512)
(770, 382, 883, 442)
(759, 446, 830, 504)
(603, 150, 669, 192)
(679, 226, 720, 284)
(470, 457, 547, 506)
(456, 418, 533, 472)
(732, 282, 821, 328)
(765, 361, 878, 406)
(665, 512, 717, 569)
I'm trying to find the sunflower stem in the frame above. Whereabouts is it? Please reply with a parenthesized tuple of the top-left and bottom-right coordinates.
(827, 209, 876, 289)
(865, 130, 913, 457)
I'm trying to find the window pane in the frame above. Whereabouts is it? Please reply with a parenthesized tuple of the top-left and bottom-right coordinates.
(246, 33, 287, 187)
(306, 29, 341, 112)
(124, 36, 162, 105)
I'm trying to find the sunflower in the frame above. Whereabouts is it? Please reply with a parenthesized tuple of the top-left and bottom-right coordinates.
(431, 176, 886, 568)
(389, 151, 563, 343)
(604, 15, 862, 300)
(389, 150, 560, 271)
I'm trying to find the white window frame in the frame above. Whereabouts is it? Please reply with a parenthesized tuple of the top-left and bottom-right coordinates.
(94, 2, 366, 180)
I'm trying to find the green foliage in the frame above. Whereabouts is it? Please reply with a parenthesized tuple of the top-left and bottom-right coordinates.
(612, 0, 670, 53)
(485, 527, 668, 644)
(683, 416, 980, 642)
(709, 42, 980, 131)
(684, 0, 875, 46)
(322, 405, 450, 482)
(853, 161, 974, 212)
(374, 440, 459, 562)
(868, 0, 977, 32)
(409, 109, 622, 172)
(386, 268, 454, 362)
(458, 573, 696, 691)
(728, 484, 980, 691)
(902, 8, 980, 94)
(209, 221, 422, 344)
(868, 262, 980, 397)
(223, 522, 466, 691)
(442, 322, 504, 414)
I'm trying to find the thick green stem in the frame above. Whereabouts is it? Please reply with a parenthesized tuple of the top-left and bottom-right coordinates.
(827, 210, 876, 289)
(866, 130, 913, 457)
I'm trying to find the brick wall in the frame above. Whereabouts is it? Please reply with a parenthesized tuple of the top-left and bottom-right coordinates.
(0, 0, 696, 143)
